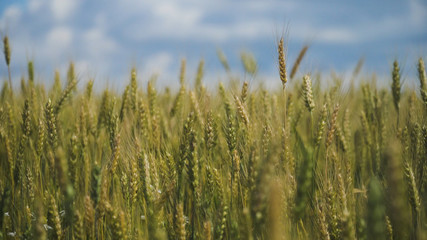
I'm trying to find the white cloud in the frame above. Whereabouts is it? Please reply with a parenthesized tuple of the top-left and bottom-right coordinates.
(83, 28, 118, 56)
(153, 2, 202, 26)
(28, 0, 45, 13)
(45, 26, 73, 58)
(74, 60, 90, 78)
(4, 6, 21, 19)
(123, 1, 275, 43)
(409, 0, 427, 26)
(50, 0, 80, 21)
(123, 1, 203, 41)
(0, 5, 22, 28)
(289, 0, 426, 45)
(143, 52, 173, 76)
(317, 28, 357, 44)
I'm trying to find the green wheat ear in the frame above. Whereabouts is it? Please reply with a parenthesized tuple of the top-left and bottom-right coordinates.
(391, 60, 401, 114)
(417, 57, 427, 108)
(217, 48, 230, 72)
(176, 203, 186, 240)
(195, 59, 205, 94)
(54, 75, 77, 114)
(67, 61, 75, 85)
(3, 36, 12, 87)
(28, 61, 34, 83)
(130, 67, 137, 111)
(47, 193, 63, 240)
(179, 58, 186, 85)
(302, 74, 315, 113)
(73, 210, 84, 240)
(241, 51, 258, 76)
(315, 104, 327, 146)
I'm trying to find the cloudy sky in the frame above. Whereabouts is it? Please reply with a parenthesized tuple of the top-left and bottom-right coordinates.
(0, 0, 426, 89)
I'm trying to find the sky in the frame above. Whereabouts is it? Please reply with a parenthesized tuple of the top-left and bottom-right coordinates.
(0, 0, 426, 90)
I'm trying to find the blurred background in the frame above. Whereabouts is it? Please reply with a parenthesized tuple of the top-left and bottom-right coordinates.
(0, 0, 426, 89)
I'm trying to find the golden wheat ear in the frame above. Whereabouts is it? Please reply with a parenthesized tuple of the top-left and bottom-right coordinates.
(278, 37, 288, 89)
(290, 45, 309, 79)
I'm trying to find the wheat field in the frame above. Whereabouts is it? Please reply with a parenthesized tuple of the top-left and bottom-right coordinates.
(0, 36, 426, 239)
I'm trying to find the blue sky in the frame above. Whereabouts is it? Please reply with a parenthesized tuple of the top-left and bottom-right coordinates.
(0, 0, 426, 89)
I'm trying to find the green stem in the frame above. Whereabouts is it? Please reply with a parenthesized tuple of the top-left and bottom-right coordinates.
(8, 65, 11, 90)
